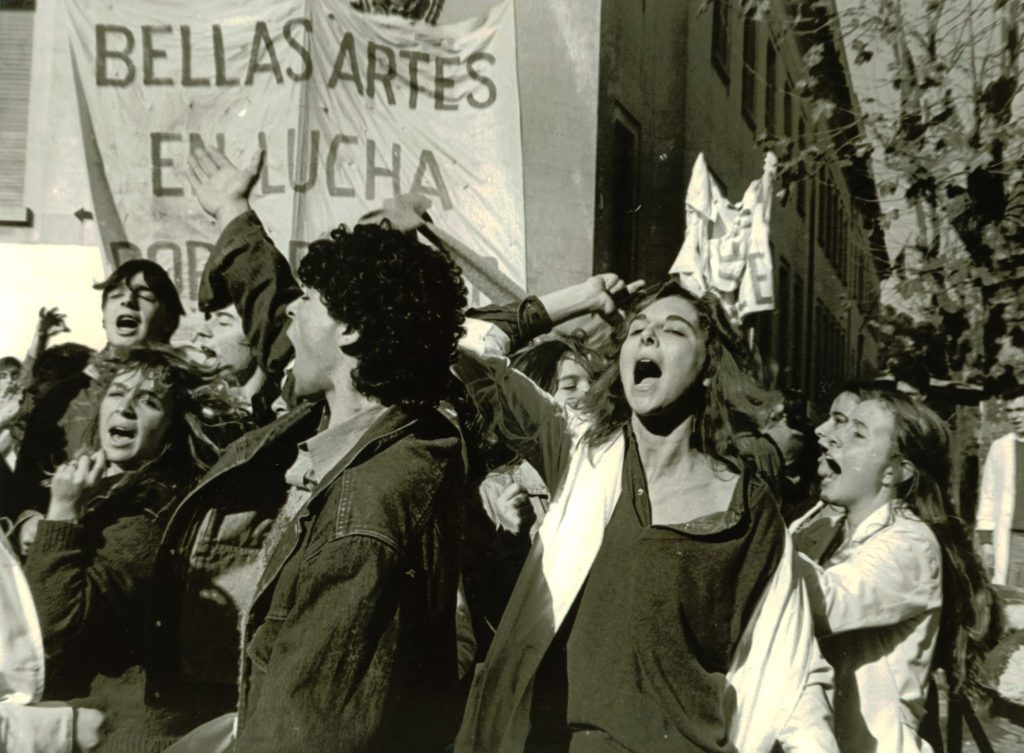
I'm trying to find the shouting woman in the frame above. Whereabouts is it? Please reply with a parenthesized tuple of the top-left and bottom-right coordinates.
(454, 277, 837, 753)
(21, 345, 243, 751)
(797, 390, 999, 752)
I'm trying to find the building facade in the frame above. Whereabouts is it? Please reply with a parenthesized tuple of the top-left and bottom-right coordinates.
(1, 0, 884, 408)
(591, 0, 885, 407)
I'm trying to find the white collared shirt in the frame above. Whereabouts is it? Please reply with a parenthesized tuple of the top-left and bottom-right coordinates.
(796, 502, 943, 753)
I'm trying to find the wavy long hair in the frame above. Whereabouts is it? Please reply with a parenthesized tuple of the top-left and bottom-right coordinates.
(579, 281, 774, 472)
(87, 345, 247, 495)
(865, 390, 1002, 698)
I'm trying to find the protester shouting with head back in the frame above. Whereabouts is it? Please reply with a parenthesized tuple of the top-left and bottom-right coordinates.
(148, 145, 468, 753)
(454, 277, 838, 753)
(794, 390, 1000, 752)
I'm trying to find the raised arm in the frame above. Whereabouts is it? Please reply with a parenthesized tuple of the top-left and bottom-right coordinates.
(456, 274, 641, 488)
(19, 307, 70, 391)
(188, 147, 298, 381)
(795, 524, 942, 636)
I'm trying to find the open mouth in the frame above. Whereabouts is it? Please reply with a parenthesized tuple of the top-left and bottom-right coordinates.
(107, 424, 137, 446)
(818, 453, 842, 480)
(633, 358, 662, 387)
(115, 314, 140, 335)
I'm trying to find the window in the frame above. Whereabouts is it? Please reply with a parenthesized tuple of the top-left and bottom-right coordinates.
(816, 175, 827, 247)
(711, 0, 730, 82)
(765, 43, 777, 136)
(777, 261, 790, 385)
(609, 108, 640, 280)
(741, 12, 757, 127)
(0, 1, 35, 223)
(796, 118, 806, 215)
(792, 277, 804, 389)
(813, 302, 825, 400)
(839, 213, 847, 284)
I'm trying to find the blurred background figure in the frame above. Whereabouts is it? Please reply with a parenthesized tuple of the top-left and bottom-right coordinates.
(463, 332, 608, 664)
(764, 388, 818, 523)
(977, 384, 1024, 586)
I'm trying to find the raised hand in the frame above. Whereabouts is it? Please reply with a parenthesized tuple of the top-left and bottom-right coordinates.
(582, 273, 647, 319)
(186, 146, 263, 228)
(37, 307, 70, 338)
(48, 450, 107, 521)
(538, 274, 645, 326)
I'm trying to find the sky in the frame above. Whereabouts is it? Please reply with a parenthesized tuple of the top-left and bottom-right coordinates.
(0, 244, 108, 360)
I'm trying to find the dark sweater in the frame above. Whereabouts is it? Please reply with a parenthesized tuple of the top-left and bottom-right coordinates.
(23, 473, 180, 752)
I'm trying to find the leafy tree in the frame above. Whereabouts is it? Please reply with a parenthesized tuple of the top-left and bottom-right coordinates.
(756, 0, 1024, 392)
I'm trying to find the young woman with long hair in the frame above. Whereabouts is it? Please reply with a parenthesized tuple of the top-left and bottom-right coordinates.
(20, 345, 244, 751)
(454, 276, 837, 753)
(797, 389, 1000, 752)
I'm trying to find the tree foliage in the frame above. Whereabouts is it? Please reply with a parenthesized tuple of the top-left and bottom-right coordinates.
(765, 0, 1024, 392)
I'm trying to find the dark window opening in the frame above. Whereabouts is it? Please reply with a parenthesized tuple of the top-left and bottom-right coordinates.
(741, 12, 757, 127)
(609, 114, 639, 280)
(711, 0, 731, 82)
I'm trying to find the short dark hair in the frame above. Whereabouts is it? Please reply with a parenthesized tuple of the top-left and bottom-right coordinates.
(1002, 384, 1024, 402)
(94, 259, 185, 339)
(889, 356, 930, 395)
(0, 356, 20, 376)
(297, 223, 467, 408)
(32, 343, 95, 386)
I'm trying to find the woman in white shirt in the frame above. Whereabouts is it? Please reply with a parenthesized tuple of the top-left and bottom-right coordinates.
(796, 390, 999, 752)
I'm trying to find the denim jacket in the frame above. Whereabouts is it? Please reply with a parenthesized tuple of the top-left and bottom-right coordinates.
(149, 401, 465, 753)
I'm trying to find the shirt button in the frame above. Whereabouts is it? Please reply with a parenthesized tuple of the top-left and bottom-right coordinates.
(637, 488, 644, 496)
(154, 620, 162, 627)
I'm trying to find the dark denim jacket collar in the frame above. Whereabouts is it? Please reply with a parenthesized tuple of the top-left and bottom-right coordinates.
(249, 404, 442, 607)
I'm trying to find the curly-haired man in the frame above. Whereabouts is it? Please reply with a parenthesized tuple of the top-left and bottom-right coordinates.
(150, 146, 468, 753)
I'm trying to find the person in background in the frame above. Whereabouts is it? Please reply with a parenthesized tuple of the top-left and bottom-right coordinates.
(13, 262, 184, 518)
(889, 358, 931, 403)
(764, 388, 818, 523)
(0, 357, 22, 481)
(0, 530, 106, 753)
(0, 357, 20, 394)
(795, 390, 999, 752)
(976, 383, 1024, 585)
(20, 345, 242, 751)
(464, 333, 608, 663)
(455, 277, 837, 753)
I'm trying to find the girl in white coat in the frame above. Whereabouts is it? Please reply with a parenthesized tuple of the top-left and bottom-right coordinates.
(797, 390, 1000, 752)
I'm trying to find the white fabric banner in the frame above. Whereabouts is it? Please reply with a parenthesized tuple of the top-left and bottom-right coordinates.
(66, 0, 525, 331)
(670, 152, 776, 321)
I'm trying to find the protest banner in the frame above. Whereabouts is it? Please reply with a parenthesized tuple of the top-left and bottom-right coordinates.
(66, 0, 525, 336)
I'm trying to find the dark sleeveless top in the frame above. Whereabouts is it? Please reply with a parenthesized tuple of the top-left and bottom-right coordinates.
(563, 432, 786, 752)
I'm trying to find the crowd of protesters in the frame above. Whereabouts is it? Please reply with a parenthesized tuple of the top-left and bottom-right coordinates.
(0, 142, 1009, 753)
